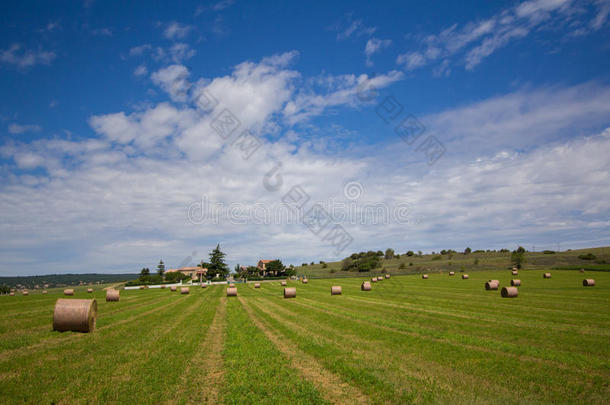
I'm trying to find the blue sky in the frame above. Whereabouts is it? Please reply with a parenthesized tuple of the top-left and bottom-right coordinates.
(1, 0, 610, 275)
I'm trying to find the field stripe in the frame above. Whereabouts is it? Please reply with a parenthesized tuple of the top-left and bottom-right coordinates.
(179, 295, 227, 404)
(239, 296, 371, 405)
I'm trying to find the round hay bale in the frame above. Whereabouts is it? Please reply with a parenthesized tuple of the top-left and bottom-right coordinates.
(229, 284, 235, 288)
(22, 291, 29, 296)
(201, 284, 207, 288)
(485, 281, 499, 290)
(281, 281, 287, 286)
(170, 286, 177, 292)
(422, 274, 429, 279)
(139, 285, 145, 290)
(284, 287, 296, 299)
(9, 292, 15, 296)
(227, 287, 237, 297)
(64, 289, 74, 296)
(161, 285, 166, 289)
(53, 298, 97, 333)
(302, 279, 308, 284)
(543, 272, 552, 279)
(512, 266, 518, 271)
(180, 287, 189, 295)
(377, 277, 383, 281)
(579, 268, 585, 273)
(330, 286, 342, 295)
(106, 289, 120, 302)
(583, 279, 595, 287)
(87, 288, 93, 293)
(462, 274, 469, 279)
(385, 274, 390, 279)
(501, 286, 518, 298)
(361, 281, 371, 291)
(42, 290, 48, 294)
(511, 279, 521, 286)
(371, 278, 377, 283)
(254, 283, 261, 288)
(511, 270, 518, 275)
(449, 271, 455, 276)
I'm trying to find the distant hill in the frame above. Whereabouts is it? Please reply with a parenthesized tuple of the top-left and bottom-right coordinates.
(0, 273, 137, 289)
(296, 246, 610, 279)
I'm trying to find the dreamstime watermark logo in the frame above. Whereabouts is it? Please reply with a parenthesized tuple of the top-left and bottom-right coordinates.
(185, 195, 417, 227)
(343, 181, 364, 200)
(356, 72, 446, 166)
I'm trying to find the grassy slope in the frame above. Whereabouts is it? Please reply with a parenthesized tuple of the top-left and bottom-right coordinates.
(297, 246, 610, 278)
(0, 269, 608, 404)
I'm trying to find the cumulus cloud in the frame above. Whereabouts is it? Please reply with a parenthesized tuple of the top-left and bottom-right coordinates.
(365, 38, 392, 66)
(151, 65, 192, 102)
(8, 123, 42, 134)
(163, 22, 193, 40)
(0, 44, 56, 69)
(1, 51, 609, 275)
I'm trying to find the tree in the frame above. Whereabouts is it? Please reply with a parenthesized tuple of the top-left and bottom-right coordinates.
(464, 247, 472, 255)
(341, 257, 354, 271)
(140, 268, 150, 276)
(384, 248, 395, 260)
(207, 244, 229, 280)
(156, 260, 165, 277)
(265, 260, 285, 275)
(511, 246, 526, 269)
(406, 251, 414, 257)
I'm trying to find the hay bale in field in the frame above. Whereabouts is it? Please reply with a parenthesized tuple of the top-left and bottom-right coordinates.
(87, 288, 93, 293)
(511, 279, 521, 286)
(583, 279, 595, 287)
(106, 288, 121, 302)
(180, 287, 189, 295)
(106, 289, 119, 302)
(22, 291, 29, 296)
(161, 285, 166, 289)
(462, 274, 469, 279)
(449, 271, 455, 276)
(501, 286, 518, 298)
(361, 281, 371, 291)
(254, 283, 261, 288)
(543, 273, 551, 279)
(229, 284, 235, 288)
(302, 278, 308, 284)
(371, 277, 377, 282)
(42, 290, 48, 294)
(512, 270, 518, 275)
(512, 266, 518, 271)
(284, 287, 296, 298)
(64, 289, 74, 296)
(227, 287, 237, 297)
(579, 268, 585, 273)
(331, 286, 342, 295)
(170, 286, 177, 291)
(53, 298, 97, 333)
(422, 274, 429, 279)
(485, 281, 499, 290)
(281, 281, 287, 286)
(385, 274, 390, 279)
(9, 292, 15, 296)
(201, 284, 207, 288)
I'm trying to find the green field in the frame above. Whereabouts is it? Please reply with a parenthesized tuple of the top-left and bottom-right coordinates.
(1, 270, 609, 404)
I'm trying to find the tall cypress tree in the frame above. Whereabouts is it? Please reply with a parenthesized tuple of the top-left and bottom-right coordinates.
(208, 244, 229, 279)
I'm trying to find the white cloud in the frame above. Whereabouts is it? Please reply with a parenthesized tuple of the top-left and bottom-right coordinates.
(151, 65, 192, 102)
(91, 27, 113, 36)
(331, 14, 376, 40)
(133, 64, 148, 77)
(395, 0, 600, 73)
(365, 38, 392, 66)
(0, 44, 56, 69)
(2, 52, 610, 275)
(8, 123, 42, 134)
(163, 22, 193, 40)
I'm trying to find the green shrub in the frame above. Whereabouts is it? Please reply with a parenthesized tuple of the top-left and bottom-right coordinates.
(578, 253, 597, 260)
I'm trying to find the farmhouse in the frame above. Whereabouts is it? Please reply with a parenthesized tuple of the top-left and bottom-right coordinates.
(165, 266, 208, 281)
(257, 259, 277, 276)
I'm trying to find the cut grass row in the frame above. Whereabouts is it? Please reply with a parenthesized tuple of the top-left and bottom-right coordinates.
(0, 270, 608, 403)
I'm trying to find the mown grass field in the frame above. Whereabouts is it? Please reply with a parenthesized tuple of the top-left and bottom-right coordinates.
(1, 270, 609, 404)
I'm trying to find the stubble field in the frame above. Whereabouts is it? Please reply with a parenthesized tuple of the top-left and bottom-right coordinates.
(0, 269, 608, 404)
